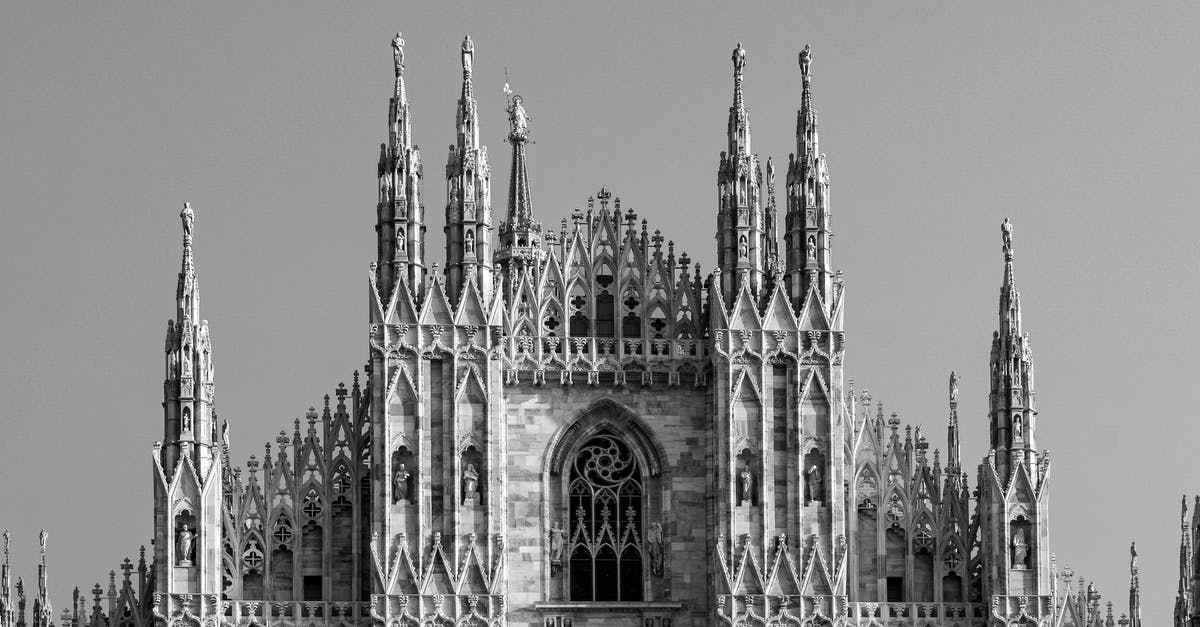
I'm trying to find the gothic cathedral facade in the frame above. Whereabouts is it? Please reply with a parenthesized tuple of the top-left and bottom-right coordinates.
(0, 34, 1116, 627)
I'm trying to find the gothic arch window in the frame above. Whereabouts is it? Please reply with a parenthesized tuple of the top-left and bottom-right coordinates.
(569, 284, 589, 337)
(595, 264, 615, 338)
(567, 432, 644, 601)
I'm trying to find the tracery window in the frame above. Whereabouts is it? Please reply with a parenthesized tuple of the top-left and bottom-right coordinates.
(567, 433, 644, 601)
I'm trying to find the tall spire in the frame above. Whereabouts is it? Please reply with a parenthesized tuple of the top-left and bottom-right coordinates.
(32, 533, 47, 627)
(715, 43, 766, 303)
(784, 44, 833, 310)
(1177, 496, 1192, 625)
(947, 370, 961, 471)
(1, 530, 11, 627)
(377, 32, 426, 302)
(444, 35, 493, 305)
(988, 218, 1038, 478)
(496, 81, 543, 299)
(1129, 542, 1141, 627)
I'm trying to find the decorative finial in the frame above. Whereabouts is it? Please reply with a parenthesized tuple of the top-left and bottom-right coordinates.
(3, 529, 9, 555)
(1002, 218, 1014, 260)
(461, 35, 474, 75)
(799, 44, 813, 79)
(391, 32, 405, 76)
(949, 370, 959, 404)
(180, 202, 194, 243)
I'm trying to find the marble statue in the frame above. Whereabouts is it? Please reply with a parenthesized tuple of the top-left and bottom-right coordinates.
(463, 463, 479, 502)
(806, 464, 824, 503)
(949, 370, 960, 403)
(391, 32, 404, 72)
(549, 522, 565, 575)
(1011, 527, 1029, 568)
(177, 524, 194, 564)
(393, 463, 410, 503)
(739, 469, 754, 504)
(647, 522, 664, 576)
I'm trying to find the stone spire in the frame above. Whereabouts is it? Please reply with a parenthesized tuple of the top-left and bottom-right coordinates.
(989, 218, 1038, 477)
(784, 44, 833, 310)
(377, 31, 426, 302)
(1177, 496, 1192, 625)
(1, 531, 11, 627)
(716, 43, 766, 304)
(947, 370, 961, 471)
(496, 80, 544, 299)
(154, 204, 223, 600)
(444, 35, 493, 305)
(163, 203, 216, 475)
(31, 533, 47, 627)
(1128, 542, 1141, 627)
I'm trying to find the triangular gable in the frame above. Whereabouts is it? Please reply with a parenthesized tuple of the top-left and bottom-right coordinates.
(418, 280, 453, 325)
(761, 285, 798, 331)
(453, 277, 487, 325)
(386, 274, 419, 325)
(801, 543, 834, 596)
(729, 285, 762, 330)
(796, 287, 830, 331)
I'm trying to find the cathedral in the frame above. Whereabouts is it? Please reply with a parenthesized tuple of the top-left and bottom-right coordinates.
(0, 33, 1146, 627)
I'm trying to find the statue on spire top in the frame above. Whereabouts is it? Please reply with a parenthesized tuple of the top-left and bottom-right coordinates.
(181, 202, 195, 241)
(392, 32, 405, 74)
(504, 82, 530, 140)
(461, 36, 474, 74)
(800, 44, 812, 77)
(732, 43, 746, 75)
(1002, 218, 1013, 257)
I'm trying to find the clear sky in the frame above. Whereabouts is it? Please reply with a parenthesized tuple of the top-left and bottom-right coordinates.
(2, 3, 1198, 623)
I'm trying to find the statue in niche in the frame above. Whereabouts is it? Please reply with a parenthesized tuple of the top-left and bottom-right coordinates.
(462, 463, 480, 503)
(738, 235, 748, 260)
(177, 524, 194, 565)
(1013, 416, 1023, 440)
(1011, 527, 1029, 568)
(647, 522, 664, 576)
(548, 522, 565, 574)
(181, 408, 192, 434)
(182, 354, 192, 378)
(393, 464, 410, 503)
(465, 230, 476, 256)
(739, 469, 754, 505)
(806, 464, 824, 503)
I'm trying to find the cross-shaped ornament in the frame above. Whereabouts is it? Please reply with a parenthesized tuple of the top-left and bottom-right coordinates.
(120, 558, 133, 582)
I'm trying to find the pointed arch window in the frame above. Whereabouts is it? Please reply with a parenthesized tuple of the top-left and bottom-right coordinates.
(567, 433, 644, 601)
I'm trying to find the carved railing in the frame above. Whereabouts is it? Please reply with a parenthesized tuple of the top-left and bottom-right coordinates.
(154, 596, 373, 627)
(505, 336, 707, 386)
(715, 595, 986, 627)
(370, 594, 504, 627)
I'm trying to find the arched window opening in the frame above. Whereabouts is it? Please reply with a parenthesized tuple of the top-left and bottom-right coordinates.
(569, 287, 589, 337)
(595, 293, 615, 338)
(567, 433, 644, 601)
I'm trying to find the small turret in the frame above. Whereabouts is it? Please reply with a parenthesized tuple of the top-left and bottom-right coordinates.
(784, 45, 833, 310)
(377, 32, 426, 303)
(989, 218, 1039, 478)
(496, 79, 544, 299)
(444, 35, 493, 305)
(715, 43, 767, 304)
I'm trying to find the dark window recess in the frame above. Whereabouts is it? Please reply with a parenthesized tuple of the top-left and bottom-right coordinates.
(303, 575, 322, 601)
(887, 576, 904, 602)
(595, 293, 615, 337)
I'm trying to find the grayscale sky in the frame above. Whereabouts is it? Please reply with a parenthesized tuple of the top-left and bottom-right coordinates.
(2, 3, 1197, 623)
